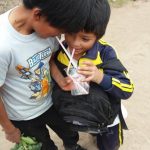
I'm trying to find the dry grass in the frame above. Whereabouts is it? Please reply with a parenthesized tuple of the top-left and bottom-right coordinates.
(109, 0, 131, 7)
(0, 0, 20, 14)
(0, 0, 136, 14)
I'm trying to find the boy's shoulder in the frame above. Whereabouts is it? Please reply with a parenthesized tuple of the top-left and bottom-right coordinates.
(0, 11, 10, 40)
(97, 39, 115, 52)
(84, 39, 117, 61)
(87, 39, 115, 54)
(0, 28, 11, 53)
(0, 29, 11, 55)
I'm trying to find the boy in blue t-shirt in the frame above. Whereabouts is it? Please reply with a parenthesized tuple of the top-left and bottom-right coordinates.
(0, 0, 97, 150)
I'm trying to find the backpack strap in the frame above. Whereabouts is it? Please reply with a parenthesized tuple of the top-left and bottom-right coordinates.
(119, 108, 128, 130)
(97, 58, 128, 129)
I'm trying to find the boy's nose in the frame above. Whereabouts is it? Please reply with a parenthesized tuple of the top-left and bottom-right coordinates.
(72, 39, 80, 48)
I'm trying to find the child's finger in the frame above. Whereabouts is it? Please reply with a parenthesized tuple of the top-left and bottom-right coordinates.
(81, 61, 94, 66)
(78, 66, 94, 72)
(78, 70, 93, 76)
(82, 76, 93, 82)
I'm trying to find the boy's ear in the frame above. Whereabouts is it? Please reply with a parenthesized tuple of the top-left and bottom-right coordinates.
(32, 8, 42, 21)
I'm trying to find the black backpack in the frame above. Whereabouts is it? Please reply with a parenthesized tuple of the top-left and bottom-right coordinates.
(52, 58, 127, 133)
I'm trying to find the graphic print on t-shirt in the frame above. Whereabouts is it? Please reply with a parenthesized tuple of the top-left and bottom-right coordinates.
(16, 47, 52, 100)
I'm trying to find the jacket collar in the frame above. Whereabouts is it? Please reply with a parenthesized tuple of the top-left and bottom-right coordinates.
(82, 42, 101, 59)
(60, 41, 102, 60)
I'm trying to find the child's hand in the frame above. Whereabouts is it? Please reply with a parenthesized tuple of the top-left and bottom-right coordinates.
(59, 76, 74, 91)
(77, 61, 104, 84)
(5, 127, 21, 143)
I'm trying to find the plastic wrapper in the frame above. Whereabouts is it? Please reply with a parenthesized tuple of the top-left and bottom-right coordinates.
(65, 67, 89, 95)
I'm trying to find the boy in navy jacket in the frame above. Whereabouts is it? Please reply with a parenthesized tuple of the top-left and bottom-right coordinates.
(51, 0, 134, 150)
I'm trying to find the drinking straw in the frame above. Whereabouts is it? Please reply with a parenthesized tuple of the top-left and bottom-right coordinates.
(67, 49, 88, 94)
(67, 48, 75, 75)
(56, 36, 88, 95)
(56, 36, 77, 69)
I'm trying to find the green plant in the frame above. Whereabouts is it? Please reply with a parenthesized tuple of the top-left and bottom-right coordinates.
(11, 136, 42, 150)
(0, 0, 20, 14)
(109, 0, 130, 7)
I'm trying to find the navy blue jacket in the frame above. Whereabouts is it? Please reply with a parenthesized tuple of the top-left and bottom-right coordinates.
(52, 39, 134, 131)
(55, 39, 134, 99)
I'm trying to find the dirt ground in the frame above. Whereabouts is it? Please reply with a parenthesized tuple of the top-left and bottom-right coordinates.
(0, 0, 150, 149)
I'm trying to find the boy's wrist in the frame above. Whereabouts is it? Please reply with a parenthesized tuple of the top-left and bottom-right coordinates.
(5, 127, 20, 136)
(2, 122, 16, 134)
(99, 74, 112, 90)
(95, 73, 104, 84)
(5, 127, 21, 143)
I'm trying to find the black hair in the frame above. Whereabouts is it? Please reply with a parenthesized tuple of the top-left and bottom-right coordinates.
(83, 0, 111, 39)
(23, 0, 92, 33)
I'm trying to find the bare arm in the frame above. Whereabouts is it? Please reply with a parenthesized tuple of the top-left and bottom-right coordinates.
(0, 96, 21, 143)
(50, 55, 66, 87)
